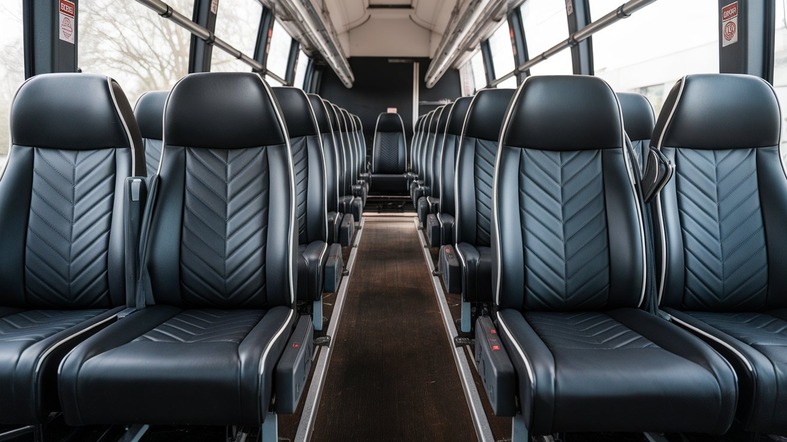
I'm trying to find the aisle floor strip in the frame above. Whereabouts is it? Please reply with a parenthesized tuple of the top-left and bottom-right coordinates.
(414, 220, 495, 442)
(295, 218, 366, 442)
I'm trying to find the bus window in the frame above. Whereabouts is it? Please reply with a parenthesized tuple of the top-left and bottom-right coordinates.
(80, 0, 192, 105)
(459, 62, 475, 96)
(0, 2, 23, 168)
(520, 0, 573, 75)
(211, 0, 261, 72)
(591, 0, 718, 114)
(470, 49, 487, 91)
(293, 49, 309, 89)
(266, 20, 292, 84)
(775, 0, 787, 161)
(488, 21, 517, 88)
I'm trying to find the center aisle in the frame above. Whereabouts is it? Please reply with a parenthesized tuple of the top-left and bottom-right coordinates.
(311, 216, 476, 441)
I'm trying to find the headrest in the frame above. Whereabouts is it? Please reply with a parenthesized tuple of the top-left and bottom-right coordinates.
(503, 76, 623, 150)
(375, 113, 404, 133)
(273, 87, 318, 139)
(437, 102, 453, 132)
(308, 94, 332, 135)
(652, 74, 780, 149)
(338, 108, 352, 132)
(165, 73, 286, 149)
(135, 90, 167, 141)
(464, 88, 515, 141)
(428, 106, 445, 132)
(447, 96, 472, 135)
(324, 100, 340, 131)
(11, 73, 142, 151)
(617, 92, 655, 142)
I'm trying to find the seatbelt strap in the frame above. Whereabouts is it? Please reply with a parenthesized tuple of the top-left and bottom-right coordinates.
(122, 177, 146, 317)
(135, 175, 159, 309)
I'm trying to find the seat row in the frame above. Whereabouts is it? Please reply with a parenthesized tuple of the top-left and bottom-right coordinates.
(428, 74, 785, 439)
(0, 72, 354, 440)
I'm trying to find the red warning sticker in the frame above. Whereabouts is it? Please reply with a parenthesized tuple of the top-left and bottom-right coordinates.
(722, 2, 738, 47)
(59, 0, 75, 44)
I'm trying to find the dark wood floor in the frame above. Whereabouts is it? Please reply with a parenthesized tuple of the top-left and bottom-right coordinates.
(311, 217, 476, 441)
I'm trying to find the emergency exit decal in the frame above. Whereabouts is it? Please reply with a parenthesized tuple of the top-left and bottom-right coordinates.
(722, 2, 738, 47)
(59, 0, 75, 44)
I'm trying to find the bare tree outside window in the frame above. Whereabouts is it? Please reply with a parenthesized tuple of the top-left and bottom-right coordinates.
(0, 2, 24, 160)
(80, 0, 194, 105)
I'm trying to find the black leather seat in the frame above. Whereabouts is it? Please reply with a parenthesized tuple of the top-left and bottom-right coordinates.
(416, 103, 452, 228)
(134, 90, 167, 174)
(59, 73, 305, 432)
(652, 74, 786, 434)
(351, 114, 369, 203)
(370, 112, 409, 195)
(411, 107, 443, 207)
(426, 96, 472, 247)
(308, 94, 354, 246)
(490, 75, 736, 438)
(0, 73, 143, 425)
(328, 103, 362, 222)
(408, 112, 431, 200)
(617, 92, 655, 171)
(274, 87, 342, 331)
(448, 88, 514, 333)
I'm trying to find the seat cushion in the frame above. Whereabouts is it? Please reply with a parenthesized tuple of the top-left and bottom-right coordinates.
(0, 308, 120, 424)
(666, 308, 787, 433)
(497, 308, 737, 435)
(59, 305, 295, 426)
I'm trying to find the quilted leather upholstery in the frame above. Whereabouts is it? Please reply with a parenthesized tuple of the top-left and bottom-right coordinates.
(492, 75, 737, 435)
(371, 112, 408, 194)
(654, 74, 786, 433)
(135, 90, 167, 174)
(58, 73, 298, 427)
(0, 73, 139, 424)
(520, 150, 609, 311)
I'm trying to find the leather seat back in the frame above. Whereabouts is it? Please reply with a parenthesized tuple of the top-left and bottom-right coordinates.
(331, 105, 353, 195)
(429, 105, 451, 196)
(653, 74, 785, 311)
(411, 115, 426, 173)
(494, 76, 645, 312)
(308, 94, 340, 212)
(147, 73, 295, 309)
(2, 73, 143, 309)
(617, 92, 655, 172)
(439, 96, 472, 217)
(372, 112, 407, 174)
(134, 90, 167, 174)
(339, 108, 357, 189)
(418, 111, 436, 180)
(423, 106, 445, 193)
(273, 87, 327, 245)
(352, 115, 366, 176)
(455, 88, 515, 247)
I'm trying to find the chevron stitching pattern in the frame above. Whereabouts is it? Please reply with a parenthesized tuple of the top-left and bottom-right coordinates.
(375, 133, 403, 174)
(181, 148, 268, 307)
(474, 138, 497, 246)
(291, 137, 309, 243)
(520, 150, 610, 310)
(26, 149, 115, 308)
(144, 139, 162, 175)
(526, 312, 658, 350)
(686, 312, 787, 346)
(0, 310, 103, 342)
(675, 149, 767, 310)
(630, 139, 647, 173)
(135, 309, 264, 344)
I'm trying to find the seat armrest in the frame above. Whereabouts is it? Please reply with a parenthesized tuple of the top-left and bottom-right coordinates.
(425, 214, 441, 247)
(327, 211, 341, 245)
(438, 245, 462, 294)
(124, 177, 147, 309)
(475, 316, 516, 417)
(275, 315, 314, 414)
(323, 243, 343, 293)
(298, 241, 329, 302)
(455, 242, 490, 302)
(339, 213, 355, 246)
(426, 196, 440, 213)
(437, 213, 454, 246)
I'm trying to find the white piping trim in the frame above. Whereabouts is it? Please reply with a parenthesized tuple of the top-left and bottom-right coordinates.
(106, 77, 139, 176)
(258, 75, 297, 306)
(258, 308, 297, 410)
(51, 312, 119, 378)
(609, 86, 649, 308)
(668, 314, 755, 373)
(652, 76, 687, 306)
(496, 313, 536, 386)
